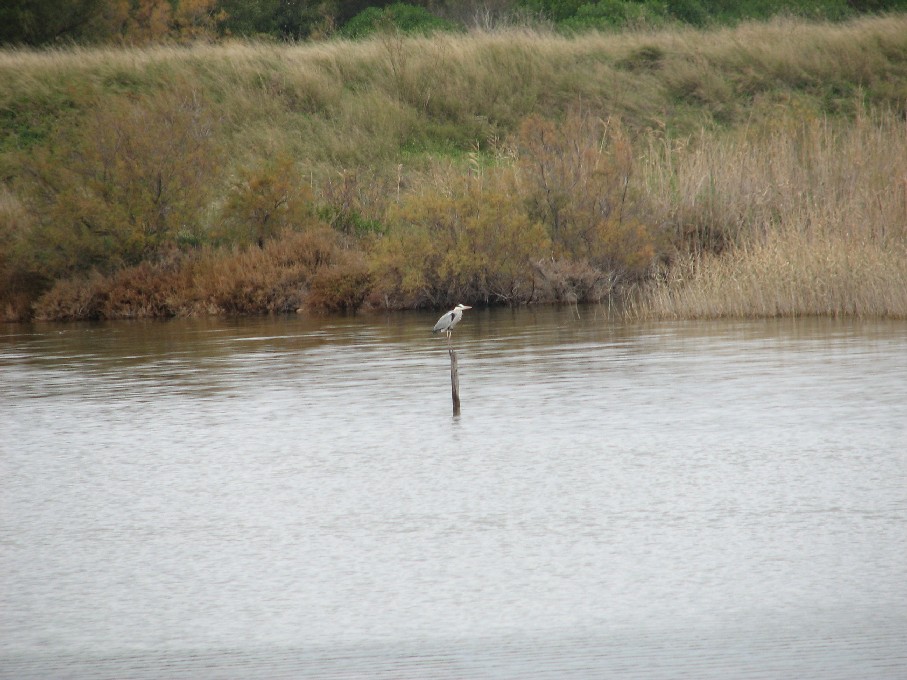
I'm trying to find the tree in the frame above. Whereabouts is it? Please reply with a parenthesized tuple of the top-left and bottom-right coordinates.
(0, 0, 107, 45)
(339, 3, 457, 38)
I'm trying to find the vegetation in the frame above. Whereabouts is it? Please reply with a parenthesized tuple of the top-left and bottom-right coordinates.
(635, 108, 907, 318)
(4, 1, 907, 45)
(2, 13, 907, 321)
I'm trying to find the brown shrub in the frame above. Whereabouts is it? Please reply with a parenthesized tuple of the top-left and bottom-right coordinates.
(33, 257, 194, 321)
(0, 189, 45, 321)
(515, 111, 659, 283)
(32, 226, 353, 320)
(533, 257, 611, 304)
(191, 228, 344, 315)
(32, 276, 103, 322)
(306, 261, 372, 313)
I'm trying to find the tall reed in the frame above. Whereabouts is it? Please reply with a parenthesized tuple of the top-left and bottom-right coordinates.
(635, 107, 907, 318)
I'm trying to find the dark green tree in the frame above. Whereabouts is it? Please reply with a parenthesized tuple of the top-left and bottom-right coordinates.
(218, 0, 281, 36)
(0, 0, 106, 45)
(339, 3, 456, 37)
(517, 0, 585, 22)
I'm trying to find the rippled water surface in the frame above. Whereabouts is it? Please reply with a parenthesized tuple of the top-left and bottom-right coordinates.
(2, 308, 905, 678)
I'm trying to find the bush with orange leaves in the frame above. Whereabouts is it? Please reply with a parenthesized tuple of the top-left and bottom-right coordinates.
(32, 226, 356, 320)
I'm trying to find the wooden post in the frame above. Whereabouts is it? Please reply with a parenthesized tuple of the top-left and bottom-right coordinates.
(449, 348, 461, 416)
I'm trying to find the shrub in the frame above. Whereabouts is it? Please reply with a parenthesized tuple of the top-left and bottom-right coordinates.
(191, 227, 344, 314)
(17, 84, 219, 278)
(515, 111, 659, 283)
(371, 169, 550, 307)
(0, 187, 42, 320)
(559, 1, 670, 32)
(533, 256, 612, 303)
(219, 155, 314, 247)
(339, 4, 458, 39)
(32, 225, 352, 319)
(306, 260, 372, 312)
(317, 169, 389, 237)
(32, 258, 193, 321)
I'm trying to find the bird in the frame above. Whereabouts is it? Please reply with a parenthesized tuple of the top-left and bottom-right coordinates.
(432, 304, 472, 343)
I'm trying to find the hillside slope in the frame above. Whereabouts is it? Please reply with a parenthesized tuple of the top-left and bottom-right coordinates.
(2, 14, 906, 320)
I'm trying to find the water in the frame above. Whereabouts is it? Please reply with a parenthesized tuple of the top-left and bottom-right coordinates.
(1, 308, 905, 678)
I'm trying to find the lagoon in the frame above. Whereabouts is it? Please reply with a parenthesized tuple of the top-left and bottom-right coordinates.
(1, 308, 905, 678)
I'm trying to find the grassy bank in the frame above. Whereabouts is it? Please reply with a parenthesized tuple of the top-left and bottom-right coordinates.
(2, 15, 907, 321)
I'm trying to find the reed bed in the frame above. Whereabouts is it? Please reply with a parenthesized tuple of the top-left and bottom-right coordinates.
(639, 233, 907, 318)
(635, 107, 907, 318)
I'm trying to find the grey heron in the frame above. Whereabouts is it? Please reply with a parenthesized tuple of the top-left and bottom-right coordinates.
(432, 304, 472, 342)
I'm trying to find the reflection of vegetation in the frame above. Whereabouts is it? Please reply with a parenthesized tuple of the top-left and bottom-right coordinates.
(2, 14, 907, 320)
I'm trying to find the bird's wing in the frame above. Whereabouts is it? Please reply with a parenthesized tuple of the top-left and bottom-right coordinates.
(432, 311, 456, 332)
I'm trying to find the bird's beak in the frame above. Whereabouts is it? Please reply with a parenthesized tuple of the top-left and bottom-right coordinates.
(463, 305, 472, 309)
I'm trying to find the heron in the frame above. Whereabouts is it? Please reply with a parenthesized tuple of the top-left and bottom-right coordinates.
(432, 304, 472, 343)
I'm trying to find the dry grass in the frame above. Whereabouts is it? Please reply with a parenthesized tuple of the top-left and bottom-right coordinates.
(643, 106, 907, 247)
(639, 232, 907, 319)
(4, 14, 906, 128)
(635, 106, 907, 319)
(3, 17, 905, 181)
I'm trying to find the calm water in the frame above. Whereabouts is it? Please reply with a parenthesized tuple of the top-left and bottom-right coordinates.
(1, 308, 905, 679)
